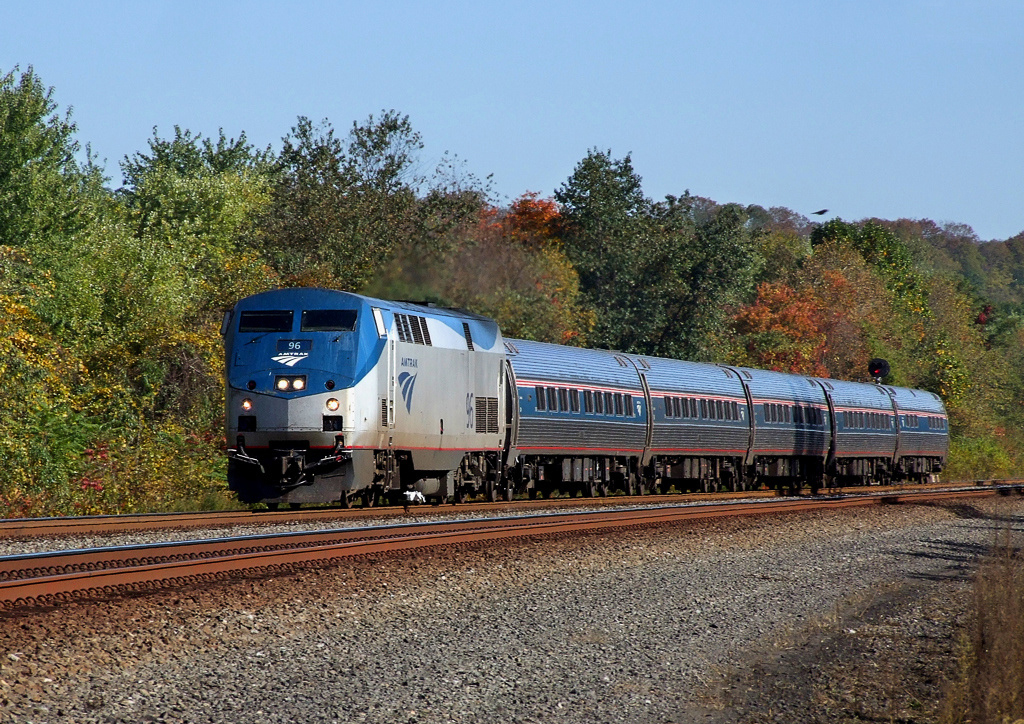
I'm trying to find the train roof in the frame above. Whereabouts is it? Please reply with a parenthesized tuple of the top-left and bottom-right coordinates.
(812, 377, 894, 410)
(726, 367, 828, 405)
(883, 385, 947, 415)
(235, 287, 497, 323)
(504, 338, 644, 391)
(624, 354, 746, 398)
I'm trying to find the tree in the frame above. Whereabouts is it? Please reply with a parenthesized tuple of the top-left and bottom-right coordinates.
(731, 281, 828, 375)
(0, 65, 104, 250)
(366, 193, 593, 345)
(555, 150, 668, 352)
(256, 111, 423, 288)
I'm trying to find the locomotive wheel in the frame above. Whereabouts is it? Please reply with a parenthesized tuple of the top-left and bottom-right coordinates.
(504, 486, 514, 502)
(528, 488, 537, 500)
(340, 493, 353, 509)
(265, 502, 280, 511)
(454, 487, 467, 505)
(625, 476, 636, 496)
(361, 490, 377, 508)
(488, 484, 499, 503)
(598, 482, 608, 497)
(583, 481, 596, 498)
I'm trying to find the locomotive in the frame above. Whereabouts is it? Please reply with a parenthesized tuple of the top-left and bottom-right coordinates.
(223, 288, 948, 507)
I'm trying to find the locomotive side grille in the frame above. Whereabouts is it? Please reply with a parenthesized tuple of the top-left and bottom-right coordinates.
(381, 398, 388, 427)
(395, 313, 432, 346)
(462, 322, 474, 351)
(475, 400, 486, 432)
(395, 314, 411, 343)
(410, 314, 424, 344)
(474, 396, 499, 433)
(486, 397, 499, 433)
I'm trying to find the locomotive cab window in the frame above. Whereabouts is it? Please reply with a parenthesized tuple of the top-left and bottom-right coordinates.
(239, 310, 293, 333)
(301, 309, 357, 331)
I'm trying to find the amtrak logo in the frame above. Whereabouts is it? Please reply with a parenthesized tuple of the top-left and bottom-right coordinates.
(271, 353, 308, 367)
(398, 371, 417, 412)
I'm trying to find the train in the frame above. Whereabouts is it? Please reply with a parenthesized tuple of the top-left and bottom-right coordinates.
(223, 287, 948, 507)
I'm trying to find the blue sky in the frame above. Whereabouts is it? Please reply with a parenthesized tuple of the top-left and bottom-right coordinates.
(3, 1, 1022, 240)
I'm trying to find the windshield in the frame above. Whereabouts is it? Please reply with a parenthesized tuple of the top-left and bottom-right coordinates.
(301, 309, 357, 332)
(238, 310, 294, 333)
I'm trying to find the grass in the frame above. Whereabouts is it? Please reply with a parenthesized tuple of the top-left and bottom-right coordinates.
(942, 531, 1024, 724)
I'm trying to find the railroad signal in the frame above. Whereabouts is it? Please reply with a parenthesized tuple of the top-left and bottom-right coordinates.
(868, 358, 890, 381)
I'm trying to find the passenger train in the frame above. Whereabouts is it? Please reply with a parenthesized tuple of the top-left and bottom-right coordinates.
(223, 288, 948, 507)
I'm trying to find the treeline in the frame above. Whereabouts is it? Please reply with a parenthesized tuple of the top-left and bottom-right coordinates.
(2, 66, 1022, 516)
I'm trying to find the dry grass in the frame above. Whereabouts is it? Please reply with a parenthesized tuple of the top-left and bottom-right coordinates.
(943, 531, 1024, 724)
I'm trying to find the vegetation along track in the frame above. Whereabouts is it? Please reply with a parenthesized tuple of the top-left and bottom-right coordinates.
(1, 484, 1020, 611)
(0, 479, 1019, 540)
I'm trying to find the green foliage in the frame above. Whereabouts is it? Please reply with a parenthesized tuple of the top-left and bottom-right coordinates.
(2, 66, 1023, 516)
(0, 66, 104, 251)
(944, 435, 1016, 481)
(367, 197, 594, 345)
(255, 112, 422, 288)
(555, 151, 760, 359)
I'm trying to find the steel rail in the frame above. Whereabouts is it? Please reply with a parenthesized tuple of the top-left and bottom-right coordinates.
(1, 485, 1018, 611)
(3, 479, 1020, 540)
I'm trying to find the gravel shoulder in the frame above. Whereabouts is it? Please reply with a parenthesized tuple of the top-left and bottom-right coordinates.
(2, 497, 1022, 724)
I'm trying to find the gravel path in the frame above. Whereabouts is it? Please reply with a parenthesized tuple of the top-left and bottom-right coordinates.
(2, 496, 1022, 724)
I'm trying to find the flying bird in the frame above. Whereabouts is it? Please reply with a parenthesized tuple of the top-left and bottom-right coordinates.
(812, 209, 828, 215)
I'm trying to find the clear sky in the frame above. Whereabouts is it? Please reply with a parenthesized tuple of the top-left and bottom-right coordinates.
(3, 1, 1022, 240)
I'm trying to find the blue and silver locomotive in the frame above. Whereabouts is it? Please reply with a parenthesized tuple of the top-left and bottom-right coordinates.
(224, 288, 949, 505)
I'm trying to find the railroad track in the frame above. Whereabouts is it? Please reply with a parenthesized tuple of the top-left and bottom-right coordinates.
(1, 484, 1020, 611)
(2, 480, 1019, 540)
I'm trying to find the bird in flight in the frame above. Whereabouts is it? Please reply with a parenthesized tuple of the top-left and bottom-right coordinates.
(811, 209, 828, 215)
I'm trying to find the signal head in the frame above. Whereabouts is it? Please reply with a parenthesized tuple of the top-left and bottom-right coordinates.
(868, 358, 890, 380)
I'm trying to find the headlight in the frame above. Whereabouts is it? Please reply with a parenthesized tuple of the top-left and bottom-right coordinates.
(326, 398, 340, 411)
(241, 398, 253, 411)
(274, 375, 307, 391)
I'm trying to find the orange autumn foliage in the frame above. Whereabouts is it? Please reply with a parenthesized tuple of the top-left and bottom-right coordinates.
(732, 281, 830, 376)
(507, 192, 560, 246)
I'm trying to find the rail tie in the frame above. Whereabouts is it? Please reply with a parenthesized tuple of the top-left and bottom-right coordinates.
(0, 485, 1016, 611)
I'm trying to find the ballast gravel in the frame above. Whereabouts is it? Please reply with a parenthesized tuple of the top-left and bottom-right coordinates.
(2, 496, 1023, 723)
(0, 500, 738, 557)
